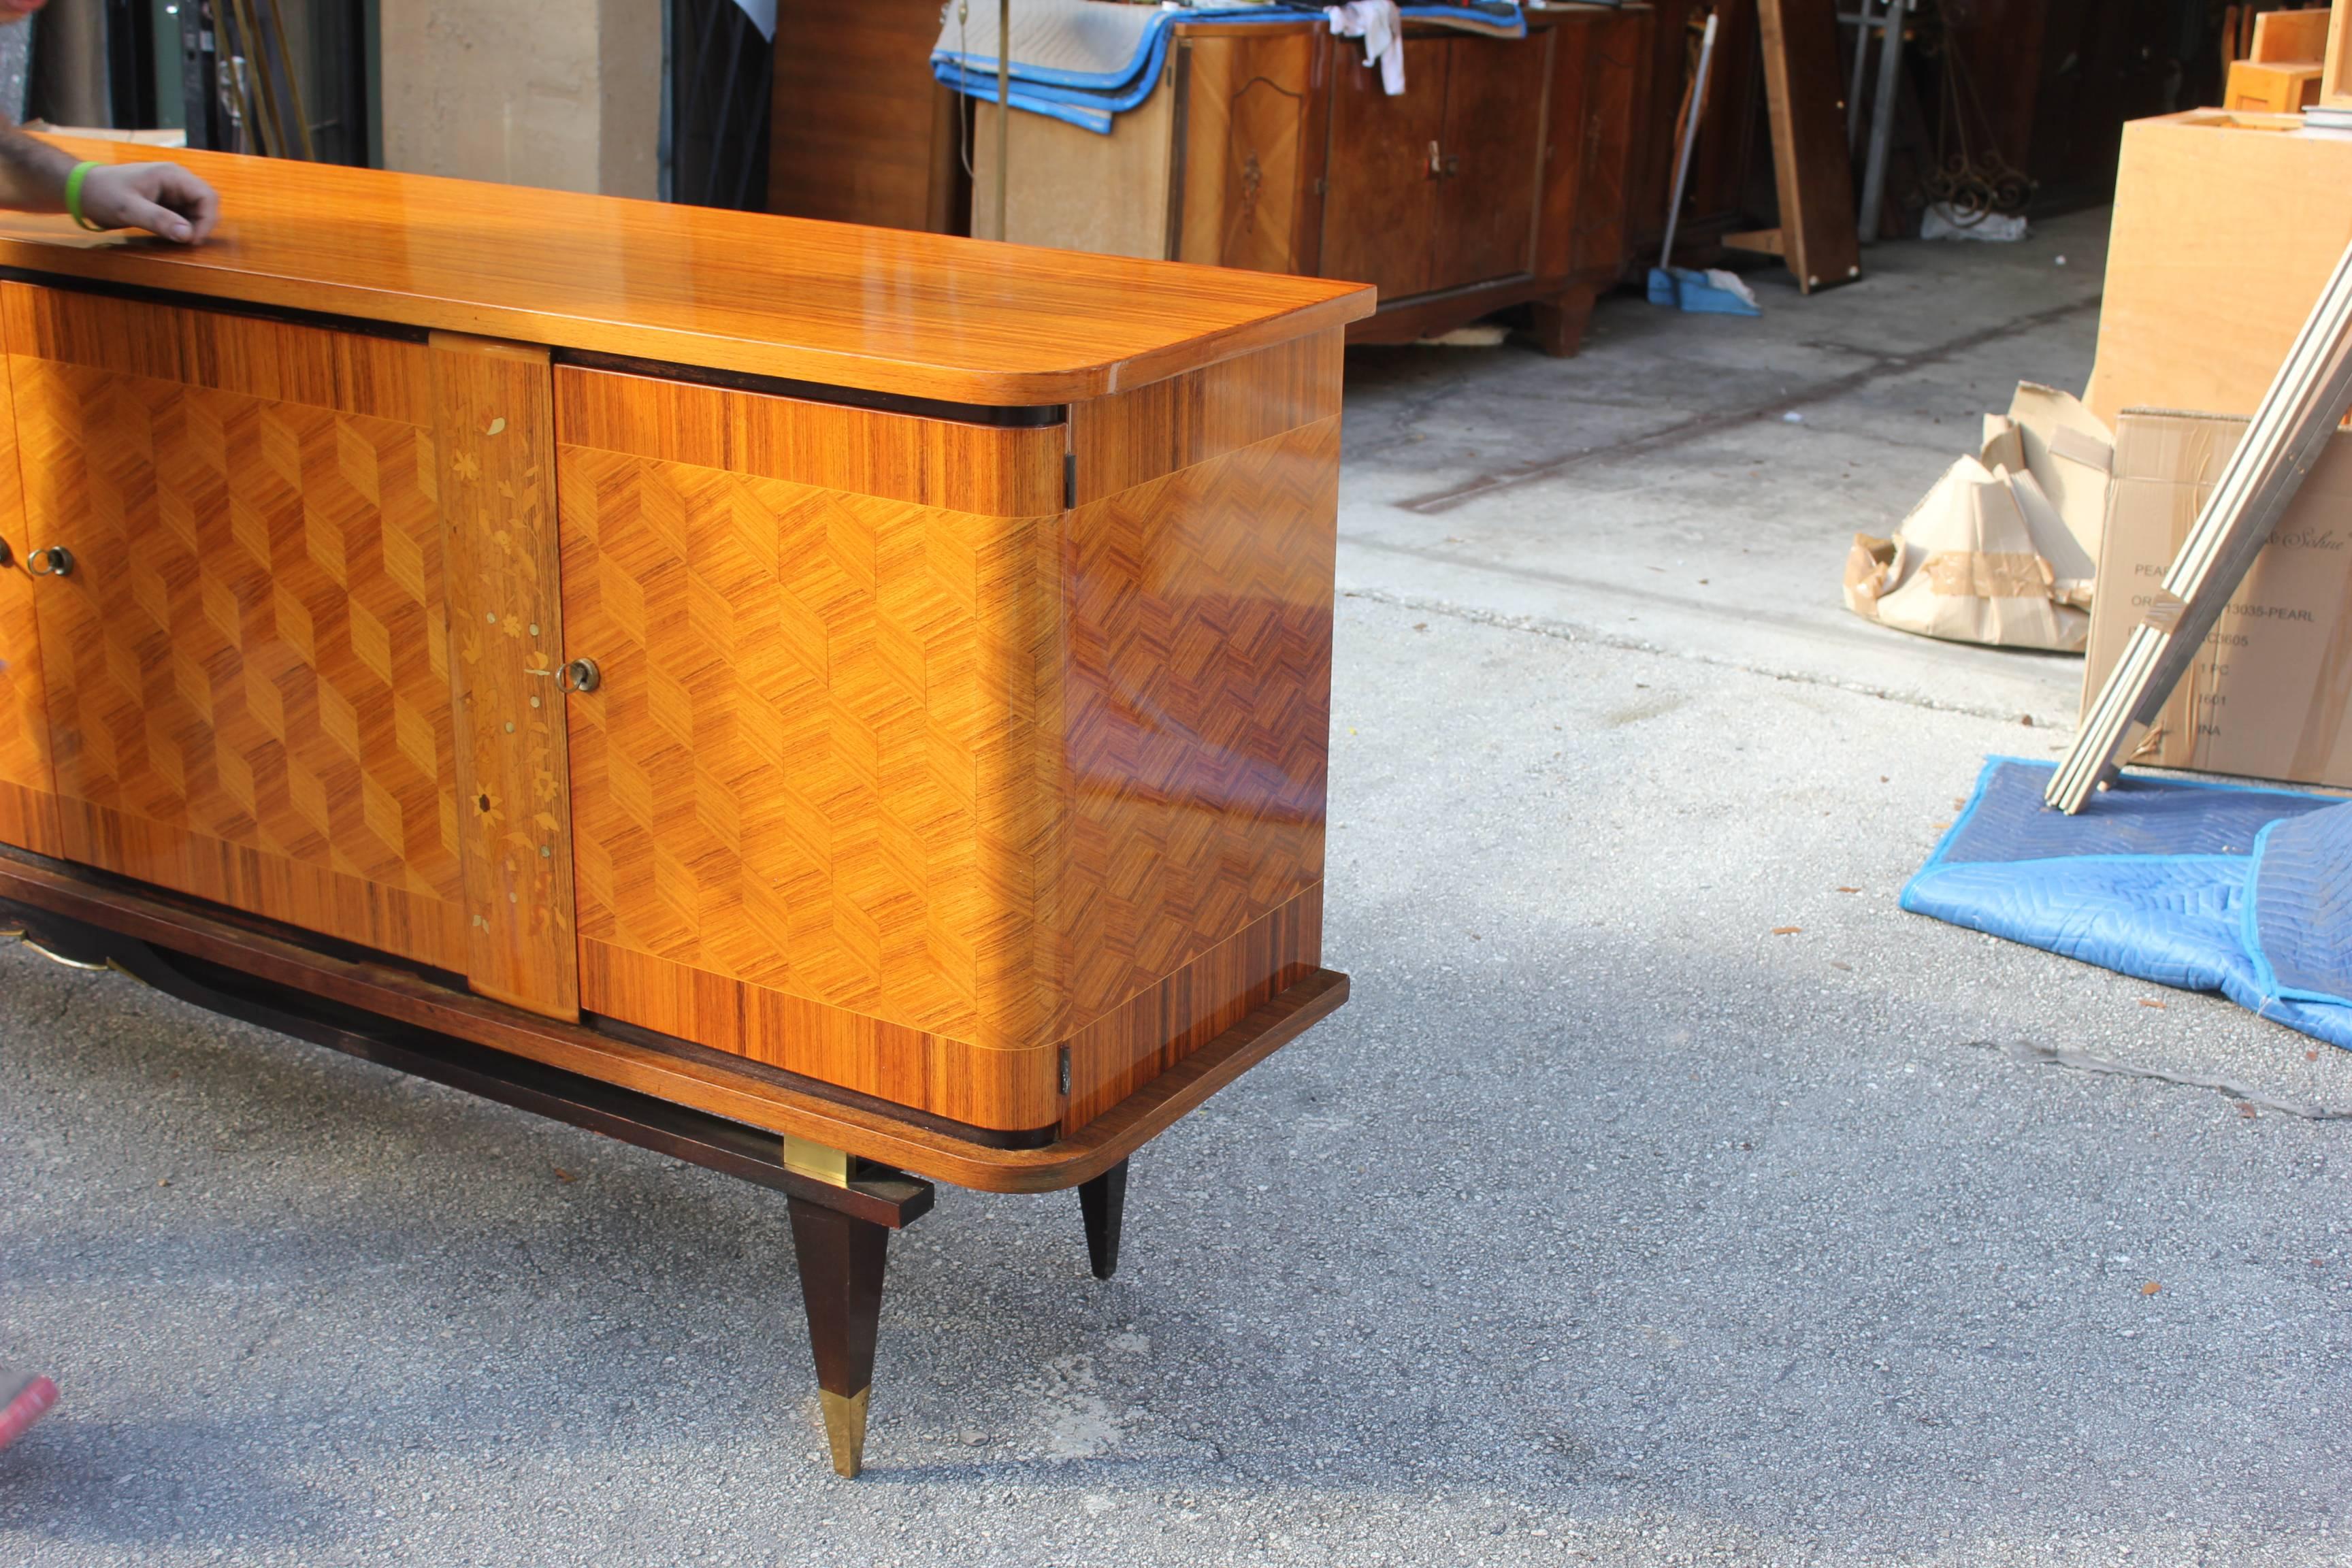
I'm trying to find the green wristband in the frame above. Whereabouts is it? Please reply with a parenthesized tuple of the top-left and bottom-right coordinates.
(63, 161, 105, 232)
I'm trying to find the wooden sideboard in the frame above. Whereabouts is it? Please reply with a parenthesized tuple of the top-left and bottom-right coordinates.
(978, 7, 1650, 353)
(0, 140, 1368, 1477)
(777, 5, 1650, 354)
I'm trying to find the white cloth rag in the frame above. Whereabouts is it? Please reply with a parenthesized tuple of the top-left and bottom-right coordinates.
(1326, 1, 1405, 94)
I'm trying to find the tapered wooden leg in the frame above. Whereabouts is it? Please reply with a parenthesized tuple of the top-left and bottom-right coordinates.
(1078, 1158, 1128, 1281)
(1529, 284, 1599, 357)
(787, 1195, 889, 1478)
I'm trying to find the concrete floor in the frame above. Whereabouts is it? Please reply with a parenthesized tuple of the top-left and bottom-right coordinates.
(5, 211, 2351, 1567)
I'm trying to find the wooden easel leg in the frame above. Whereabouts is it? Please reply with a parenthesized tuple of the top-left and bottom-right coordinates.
(1529, 286, 1598, 358)
(1078, 1158, 1128, 1281)
(787, 1195, 890, 1478)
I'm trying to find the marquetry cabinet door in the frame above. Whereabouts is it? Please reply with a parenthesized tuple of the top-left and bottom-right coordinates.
(1, 283, 474, 973)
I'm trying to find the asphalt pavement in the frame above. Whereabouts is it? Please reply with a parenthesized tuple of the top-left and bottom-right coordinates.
(3, 212, 2349, 1567)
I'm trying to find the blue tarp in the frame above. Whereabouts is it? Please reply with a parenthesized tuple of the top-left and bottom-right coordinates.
(931, 3, 1531, 134)
(1901, 757, 2352, 1050)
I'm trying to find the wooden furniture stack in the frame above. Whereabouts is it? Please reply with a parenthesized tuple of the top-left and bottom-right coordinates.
(2223, 6, 2332, 113)
(0, 140, 1367, 1477)
(770, 4, 1651, 357)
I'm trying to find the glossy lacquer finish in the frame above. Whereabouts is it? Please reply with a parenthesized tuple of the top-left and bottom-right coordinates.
(0, 139, 1373, 407)
(556, 329, 1341, 1132)
(0, 145, 1352, 1141)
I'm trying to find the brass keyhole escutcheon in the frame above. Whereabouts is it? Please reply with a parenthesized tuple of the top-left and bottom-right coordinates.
(25, 546, 71, 578)
(559, 657, 601, 694)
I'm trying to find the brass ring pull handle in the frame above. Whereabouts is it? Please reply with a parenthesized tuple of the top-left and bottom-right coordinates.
(558, 657, 601, 694)
(26, 546, 73, 578)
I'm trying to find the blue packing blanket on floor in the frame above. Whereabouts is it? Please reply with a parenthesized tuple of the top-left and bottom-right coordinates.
(1901, 757, 2352, 1050)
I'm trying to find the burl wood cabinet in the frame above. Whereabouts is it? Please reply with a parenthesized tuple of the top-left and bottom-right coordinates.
(0, 142, 1367, 1477)
(976, 5, 1651, 353)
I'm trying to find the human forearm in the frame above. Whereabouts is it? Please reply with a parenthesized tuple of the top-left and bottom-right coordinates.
(0, 127, 218, 242)
(0, 124, 76, 212)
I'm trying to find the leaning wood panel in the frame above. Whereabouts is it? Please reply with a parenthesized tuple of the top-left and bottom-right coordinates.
(430, 334, 581, 1019)
(10, 299, 466, 968)
(1755, 0, 1859, 293)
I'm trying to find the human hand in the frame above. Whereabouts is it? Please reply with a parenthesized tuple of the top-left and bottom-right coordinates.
(76, 161, 220, 244)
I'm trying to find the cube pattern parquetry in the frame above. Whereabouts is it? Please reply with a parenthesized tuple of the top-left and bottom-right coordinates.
(560, 442, 1033, 1043)
(15, 355, 461, 909)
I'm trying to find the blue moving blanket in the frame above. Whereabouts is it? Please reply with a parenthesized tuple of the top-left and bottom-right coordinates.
(931, 1, 1529, 133)
(1901, 757, 2352, 1050)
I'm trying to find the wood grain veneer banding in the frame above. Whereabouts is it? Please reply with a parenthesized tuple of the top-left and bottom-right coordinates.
(50, 791, 466, 967)
(1062, 881, 1320, 1131)
(0, 282, 434, 424)
(558, 363, 1336, 1128)
(0, 780, 60, 860)
(431, 333, 582, 1019)
(0, 834, 1349, 1192)
(1047, 414, 1338, 1039)
(1069, 329, 1343, 504)
(553, 367, 1064, 516)
(3, 139, 1374, 408)
(577, 938, 1062, 1133)
(10, 287, 467, 968)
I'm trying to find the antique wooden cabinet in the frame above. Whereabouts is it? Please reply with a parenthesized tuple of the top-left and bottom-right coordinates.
(0, 141, 1366, 1478)
(963, 6, 1650, 353)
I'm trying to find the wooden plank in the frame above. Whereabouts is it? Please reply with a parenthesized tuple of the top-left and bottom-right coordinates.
(1754, 0, 1860, 293)
(1, 136, 1373, 410)
(429, 332, 581, 1019)
(2251, 6, 2331, 61)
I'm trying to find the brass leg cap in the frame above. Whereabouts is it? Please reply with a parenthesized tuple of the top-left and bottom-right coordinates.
(819, 1387, 870, 1479)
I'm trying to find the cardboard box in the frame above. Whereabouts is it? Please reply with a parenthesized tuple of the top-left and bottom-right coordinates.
(2085, 410, 2352, 788)
(2086, 112, 2352, 427)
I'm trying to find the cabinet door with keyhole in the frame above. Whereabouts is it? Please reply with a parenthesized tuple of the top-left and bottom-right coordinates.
(3, 282, 470, 971)
(1432, 31, 1553, 291)
(1318, 35, 1451, 303)
(0, 308, 57, 858)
